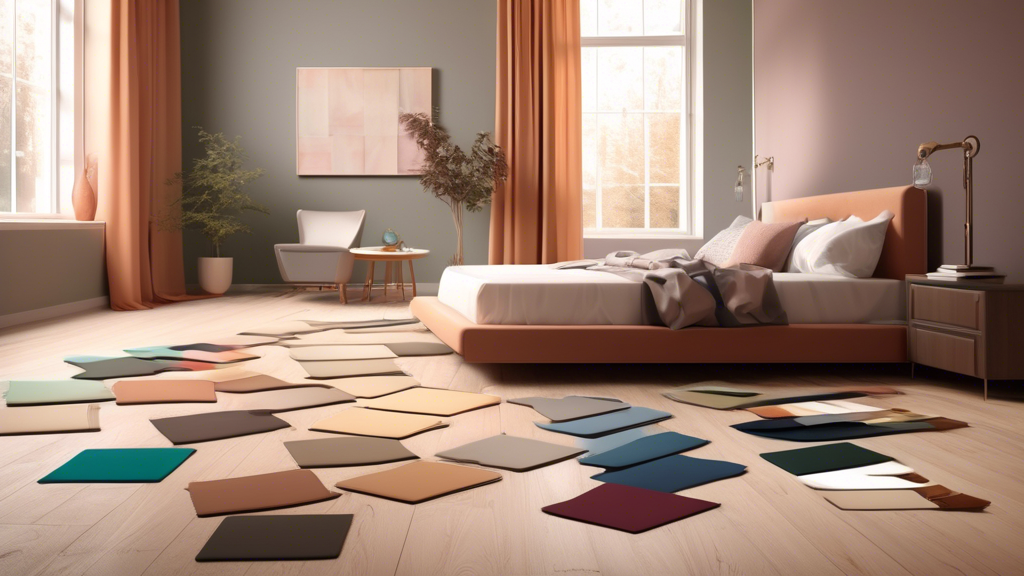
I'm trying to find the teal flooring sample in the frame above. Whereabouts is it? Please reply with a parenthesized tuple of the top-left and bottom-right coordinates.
(39, 448, 196, 483)
(5, 380, 115, 406)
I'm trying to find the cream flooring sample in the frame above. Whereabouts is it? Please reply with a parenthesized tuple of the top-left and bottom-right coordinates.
(301, 358, 405, 379)
(362, 388, 501, 416)
(289, 345, 397, 362)
(798, 462, 934, 490)
(0, 404, 101, 435)
(823, 490, 941, 510)
(320, 376, 420, 399)
(310, 408, 447, 439)
(335, 461, 501, 504)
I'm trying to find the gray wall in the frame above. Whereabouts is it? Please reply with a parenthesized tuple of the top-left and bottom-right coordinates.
(179, 0, 497, 284)
(0, 227, 107, 317)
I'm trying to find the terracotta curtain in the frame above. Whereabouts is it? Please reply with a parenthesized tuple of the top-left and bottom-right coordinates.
(88, 0, 193, 310)
(490, 0, 583, 264)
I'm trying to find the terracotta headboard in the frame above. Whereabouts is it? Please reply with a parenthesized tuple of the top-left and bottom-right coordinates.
(760, 186, 927, 280)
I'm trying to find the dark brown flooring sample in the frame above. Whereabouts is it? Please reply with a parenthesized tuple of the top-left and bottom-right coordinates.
(542, 483, 720, 534)
(284, 436, 418, 468)
(187, 469, 340, 516)
(149, 410, 290, 445)
(335, 461, 502, 504)
(196, 514, 353, 561)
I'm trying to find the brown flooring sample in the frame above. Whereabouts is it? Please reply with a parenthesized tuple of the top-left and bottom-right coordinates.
(0, 404, 101, 436)
(290, 345, 397, 361)
(310, 408, 447, 439)
(231, 386, 355, 413)
(301, 358, 405, 379)
(321, 375, 420, 399)
(213, 374, 318, 393)
(196, 514, 353, 562)
(542, 483, 720, 534)
(187, 469, 340, 516)
(362, 387, 501, 416)
(508, 396, 630, 422)
(335, 461, 502, 504)
(383, 342, 454, 357)
(150, 410, 290, 445)
(112, 380, 217, 405)
(436, 434, 586, 472)
(284, 436, 418, 468)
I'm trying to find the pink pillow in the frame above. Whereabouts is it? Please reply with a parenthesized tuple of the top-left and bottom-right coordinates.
(723, 219, 805, 271)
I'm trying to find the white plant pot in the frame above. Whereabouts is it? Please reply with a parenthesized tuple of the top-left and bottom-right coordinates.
(198, 257, 233, 295)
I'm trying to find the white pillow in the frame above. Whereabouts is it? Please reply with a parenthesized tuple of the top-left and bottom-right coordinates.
(694, 215, 752, 267)
(783, 218, 831, 271)
(788, 210, 894, 277)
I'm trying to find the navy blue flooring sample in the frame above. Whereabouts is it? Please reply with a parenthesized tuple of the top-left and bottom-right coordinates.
(536, 407, 672, 438)
(579, 432, 708, 469)
(592, 454, 746, 492)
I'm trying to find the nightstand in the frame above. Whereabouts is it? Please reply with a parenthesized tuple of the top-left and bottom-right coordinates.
(906, 274, 1024, 399)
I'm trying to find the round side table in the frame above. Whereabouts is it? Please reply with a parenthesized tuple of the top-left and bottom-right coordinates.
(350, 247, 430, 303)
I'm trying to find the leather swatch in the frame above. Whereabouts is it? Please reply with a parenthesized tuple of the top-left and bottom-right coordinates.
(65, 356, 220, 380)
(592, 454, 747, 492)
(760, 442, 893, 476)
(542, 483, 720, 534)
(574, 425, 664, 460)
(301, 358, 405, 379)
(436, 434, 586, 472)
(536, 407, 672, 438)
(383, 342, 454, 356)
(664, 385, 901, 410)
(290, 345, 397, 361)
(732, 415, 968, 441)
(196, 514, 353, 562)
(112, 380, 217, 405)
(4, 380, 115, 406)
(579, 432, 708, 469)
(310, 408, 447, 439)
(150, 410, 290, 445)
(39, 448, 195, 483)
(508, 396, 630, 422)
(746, 400, 885, 419)
(230, 386, 355, 413)
(362, 388, 501, 416)
(0, 404, 101, 436)
(335, 461, 502, 504)
(824, 487, 990, 511)
(322, 375, 420, 398)
(284, 436, 418, 468)
(187, 469, 340, 517)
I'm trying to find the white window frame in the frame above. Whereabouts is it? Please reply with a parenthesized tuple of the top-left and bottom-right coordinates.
(582, 0, 702, 240)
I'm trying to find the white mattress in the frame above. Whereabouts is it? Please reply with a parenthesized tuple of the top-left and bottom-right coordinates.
(437, 266, 905, 326)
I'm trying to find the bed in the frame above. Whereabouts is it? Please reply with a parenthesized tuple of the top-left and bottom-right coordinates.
(410, 185, 927, 363)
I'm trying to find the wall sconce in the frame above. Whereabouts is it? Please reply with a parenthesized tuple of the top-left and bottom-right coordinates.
(734, 166, 745, 202)
(754, 155, 774, 171)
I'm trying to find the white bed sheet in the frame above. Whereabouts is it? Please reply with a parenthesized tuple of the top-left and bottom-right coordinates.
(436, 266, 905, 326)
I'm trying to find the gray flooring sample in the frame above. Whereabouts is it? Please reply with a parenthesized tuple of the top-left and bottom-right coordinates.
(196, 515, 353, 562)
(284, 436, 418, 468)
(384, 342, 454, 357)
(65, 356, 217, 380)
(537, 407, 672, 438)
(150, 410, 290, 445)
(436, 434, 587, 472)
(231, 386, 355, 413)
(301, 358, 405, 379)
(509, 396, 630, 422)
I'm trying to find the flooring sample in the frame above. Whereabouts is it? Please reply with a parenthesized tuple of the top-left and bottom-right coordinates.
(508, 395, 630, 422)
(592, 454, 747, 492)
(39, 448, 195, 483)
(232, 386, 355, 413)
(579, 432, 709, 469)
(575, 425, 664, 460)
(335, 461, 502, 504)
(65, 355, 220, 380)
(824, 486, 990, 511)
(436, 434, 586, 472)
(0, 404, 101, 436)
(112, 380, 217, 405)
(541, 483, 720, 534)
(344, 322, 426, 334)
(239, 321, 319, 336)
(732, 415, 968, 441)
(383, 342, 454, 356)
(301, 358, 405, 379)
(204, 335, 281, 347)
(362, 387, 501, 416)
(187, 469, 340, 516)
(686, 384, 760, 396)
(124, 346, 258, 364)
(797, 462, 933, 490)
(289, 329, 442, 346)
(4, 380, 115, 406)
(760, 442, 893, 477)
(664, 385, 901, 410)
(746, 400, 886, 419)
(150, 410, 290, 445)
(196, 514, 353, 562)
(285, 436, 418, 468)
(303, 318, 422, 330)
(310, 408, 447, 439)
(321, 375, 420, 398)
(536, 407, 672, 438)
(213, 374, 318, 393)
(290, 345, 397, 361)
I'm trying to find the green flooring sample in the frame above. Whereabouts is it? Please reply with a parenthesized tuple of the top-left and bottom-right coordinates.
(5, 380, 115, 406)
(760, 442, 893, 476)
(39, 448, 196, 483)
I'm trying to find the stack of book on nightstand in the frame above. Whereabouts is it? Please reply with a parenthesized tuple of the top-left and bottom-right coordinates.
(926, 265, 1006, 283)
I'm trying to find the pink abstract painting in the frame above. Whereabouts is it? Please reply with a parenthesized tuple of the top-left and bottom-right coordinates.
(296, 67, 432, 175)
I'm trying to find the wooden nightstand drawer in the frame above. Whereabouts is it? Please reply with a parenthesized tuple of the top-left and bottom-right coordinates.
(910, 284, 982, 329)
(910, 326, 978, 377)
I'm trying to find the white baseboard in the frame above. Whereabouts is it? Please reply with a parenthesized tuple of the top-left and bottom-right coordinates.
(0, 296, 109, 330)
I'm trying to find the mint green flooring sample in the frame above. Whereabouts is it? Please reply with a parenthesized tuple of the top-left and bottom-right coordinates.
(5, 380, 115, 406)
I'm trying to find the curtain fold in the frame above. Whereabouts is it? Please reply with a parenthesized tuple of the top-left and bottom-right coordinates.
(490, 0, 583, 264)
(89, 0, 192, 310)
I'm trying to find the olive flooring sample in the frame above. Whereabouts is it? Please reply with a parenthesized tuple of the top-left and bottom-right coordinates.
(343, 322, 427, 334)
(310, 408, 447, 439)
(797, 462, 934, 490)
(542, 483, 720, 534)
(212, 373, 319, 393)
(592, 454, 747, 492)
(335, 461, 502, 504)
(284, 436, 418, 468)
(0, 404, 101, 436)
(112, 380, 217, 405)
(362, 388, 501, 416)
(746, 400, 886, 419)
(65, 356, 220, 380)
(187, 469, 340, 516)
(574, 425, 664, 460)
(196, 514, 354, 562)
(124, 346, 258, 364)
(760, 442, 894, 477)
(229, 386, 355, 412)
(288, 330, 443, 347)
(823, 487, 990, 511)
(579, 432, 709, 469)
(383, 342, 454, 357)
(39, 448, 195, 483)
(664, 385, 901, 410)
(301, 358, 405, 379)
(149, 410, 290, 445)
(4, 380, 115, 406)
(289, 345, 397, 362)
(508, 396, 630, 422)
(536, 407, 672, 438)
(321, 375, 420, 399)
(436, 434, 586, 472)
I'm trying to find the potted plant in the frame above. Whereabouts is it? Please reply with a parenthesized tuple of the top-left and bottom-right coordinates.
(165, 128, 268, 295)
(400, 112, 507, 266)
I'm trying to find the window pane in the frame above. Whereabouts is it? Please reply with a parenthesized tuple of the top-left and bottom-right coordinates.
(597, 47, 642, 112)
(644, 0, 683, 36)
(597, 0, 642, 37)
(14, 0, 52, 213)
(602, 186, 644, 228)
(581, 0, 597, 37)
(582, 47, 597, 113)
(647, 113, 680, 184)
(0, 0, 11, 211)
(644, 46, 682, 111)
(583, 113, 597, 188)
(650, 186, 679, 228)
(583, 187, 597, 228)
(599, 113, 643, 186)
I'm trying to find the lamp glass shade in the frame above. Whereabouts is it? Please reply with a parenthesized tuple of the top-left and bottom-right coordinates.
(913, 158, 932, 187)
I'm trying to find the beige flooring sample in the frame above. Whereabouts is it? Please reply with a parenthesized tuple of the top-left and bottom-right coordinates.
(384, 342, 453, 357)
(320, 375, 420, 399)
(187, 469, 340, 517)
(289, 345, 397, 362)
(213, 374, 320, 393)
(231, 386, 355, 413)
(436, 434, 586, 472)
(362, 387, 501, 416)
(746, 400, 886, 419)
(508, 396, 630, 422)
(343, 322, 426, 334)
(284, 437, 418, 468)
(0, 404, 101, 435)
(335, 461, 502, 504)
(112, 380, 217, 405)
(823, 490, 941, 510)
(310, 408, 447, 439)
(287, 329, 442, 346)
(301, 358, 405, 379)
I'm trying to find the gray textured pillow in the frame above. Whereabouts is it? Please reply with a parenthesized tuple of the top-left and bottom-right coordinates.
(694, 215, 752, 267)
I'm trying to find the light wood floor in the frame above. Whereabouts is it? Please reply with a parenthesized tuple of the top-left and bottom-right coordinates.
(1, 288, 1023, 576)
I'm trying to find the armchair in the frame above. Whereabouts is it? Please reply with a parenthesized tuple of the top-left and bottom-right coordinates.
(275, 210, 365, 303)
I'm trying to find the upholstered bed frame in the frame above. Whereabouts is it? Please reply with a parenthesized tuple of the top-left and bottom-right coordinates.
(410, 186, 927, 363)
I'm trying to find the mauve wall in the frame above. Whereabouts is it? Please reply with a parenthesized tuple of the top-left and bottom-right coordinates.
(754, 0, 1024, 277)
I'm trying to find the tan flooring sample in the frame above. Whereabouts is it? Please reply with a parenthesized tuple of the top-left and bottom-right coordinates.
(112, 380, 217, 405)
(335, 461, 502, 504)
(320, 376, 420, 399)
(301, 358, 405, 379)
(284, 436, 418, 468)
(0, 404, 101, 435)
(363, 387, 501, 416)
(289, 345, 397, 362)
(823, 490, 941, 510)
(310, 408, 447, 439)
(187, 469, 340, 517)
(231, 386, 355, 412)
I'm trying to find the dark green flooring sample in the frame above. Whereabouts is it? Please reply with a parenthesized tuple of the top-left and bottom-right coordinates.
(760, 442, 893, 476)
(39, 448, 196, 483)
(592, 454, 746, 492)
(579, 432, 708, 469)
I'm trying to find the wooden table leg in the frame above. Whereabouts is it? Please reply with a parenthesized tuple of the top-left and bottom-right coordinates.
(408, 260, 417, 297)
(362, 261, 375, 302)
(339, 282, 348, 304)
(384, 262, 392, 300)
(397, 261, 405, 300)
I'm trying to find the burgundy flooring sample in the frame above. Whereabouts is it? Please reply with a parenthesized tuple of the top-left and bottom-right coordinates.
(196, 514, 353, 562)
(112, 380, 217, 405)
(542, 483, 720, 534)
(149, 410, 290, 445)
(187, 469, 340, 516)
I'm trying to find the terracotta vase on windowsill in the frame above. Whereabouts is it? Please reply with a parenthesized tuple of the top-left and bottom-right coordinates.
(72, 158, 97, 221)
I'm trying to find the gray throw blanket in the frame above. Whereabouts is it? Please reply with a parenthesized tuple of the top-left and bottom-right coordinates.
(554, 250, 788, 330)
